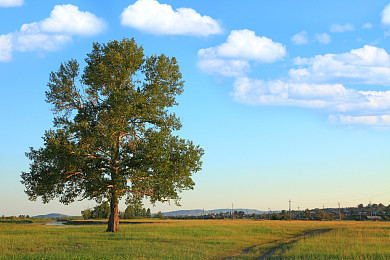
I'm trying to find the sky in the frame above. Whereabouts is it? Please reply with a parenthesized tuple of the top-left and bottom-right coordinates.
(1, 0, 390, 216)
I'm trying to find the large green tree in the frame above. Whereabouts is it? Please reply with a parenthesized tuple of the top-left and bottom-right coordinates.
(21, 38, 204, 232)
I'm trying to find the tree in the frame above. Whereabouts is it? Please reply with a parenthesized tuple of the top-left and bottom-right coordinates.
(271, 212, 280, 220)
(81, 208, 92, 220)
(146, 208, 151, 218)
(279, 210, 289, 220)
(91, 201, 110, 219)
(21, 38, 204, 232)
(303, 209, 311, 219)
(124, 205, 135, 219)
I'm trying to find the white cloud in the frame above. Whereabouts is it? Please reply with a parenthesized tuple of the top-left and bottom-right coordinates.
(40, 5, 106, 36)
(329, 23, 355, 33)
(198, 29, 286, 77)
(197, 24, 390, 128)
(362, 23, 373, 29)
(382, 3, 390, 26)
(214, 30, 286, 62)
(200, 38, 390, 127)
(120, 0, 221, 36)
(291, 30, 308, 45)
(329, 115, 390, 126)
(232, 77, 390, 127)
(231, 78, 366, 109)
(289, 45, 390, 85)
(314, 33, 331, 44)
(15, 23, 72, 52)
(0, 34, 13, 62)
(0, 0, 23, 7)
(198, 48, 250, 77)
(0, 5, 105, 62)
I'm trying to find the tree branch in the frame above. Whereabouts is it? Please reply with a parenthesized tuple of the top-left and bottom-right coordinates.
(126, 177, 150, 182)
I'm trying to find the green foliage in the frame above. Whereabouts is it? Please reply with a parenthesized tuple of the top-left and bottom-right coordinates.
(123, 195, 151, 219)
(81, 209, 91, 220)
(124, 206, 135, 219)
(81, 201, 110, 219)
(21, 38, 204, 230)
(303, 209, 311, 219)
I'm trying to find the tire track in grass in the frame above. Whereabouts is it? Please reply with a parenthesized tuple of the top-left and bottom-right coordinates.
(223, 228, 333, 259)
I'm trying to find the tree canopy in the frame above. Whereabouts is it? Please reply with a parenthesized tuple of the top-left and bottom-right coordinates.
(21, 38, 204, 232)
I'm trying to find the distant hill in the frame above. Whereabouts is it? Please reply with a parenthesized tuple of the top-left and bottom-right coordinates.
(34, 213, 68, 219)
(161, 209, 265, 217)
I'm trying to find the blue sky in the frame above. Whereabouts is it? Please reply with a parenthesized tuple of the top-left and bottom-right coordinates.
(1, 0, 390, 216)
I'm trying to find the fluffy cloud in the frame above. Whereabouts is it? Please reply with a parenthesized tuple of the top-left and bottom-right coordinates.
(229, 45, 390, 127)
(198, 48, 250, 77)
(0, 0, 23, 7)
(200, 32, 390, 127)
(382, 3, 390, 26)
(232, 77, 390, 123)
(39, 5, 106, 36)
(291, 30, 308, 45)
(213, 30, 286, 62)
(289, 45, 390, 85)
(231, 78, 366, 109)
(120, 0, 221, 36)
(329, 23, 355, 33)
(0, 5, 106, 62)
(198, 29, 286, 77)
(314, 33, 331, 44)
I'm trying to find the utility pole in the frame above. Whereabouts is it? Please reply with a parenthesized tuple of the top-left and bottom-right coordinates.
(232, 203, 234, 220)
(203, 208, 205, 220)
(370, 200, 372, 218)
(289, 200, 292, 221)
(338, 202, 341, 221)
(268, 208, 271, 220)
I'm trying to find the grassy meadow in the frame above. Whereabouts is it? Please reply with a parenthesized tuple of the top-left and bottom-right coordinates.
(1, 219, 389, 259)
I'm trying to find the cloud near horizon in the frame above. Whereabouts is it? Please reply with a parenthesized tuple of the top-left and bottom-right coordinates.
(120, 0, 222, 36)
(0, 4, 106, 62)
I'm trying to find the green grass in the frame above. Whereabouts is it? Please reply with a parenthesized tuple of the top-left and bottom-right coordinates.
(270, 221, 390, 259)
(1, 220, 390, 259)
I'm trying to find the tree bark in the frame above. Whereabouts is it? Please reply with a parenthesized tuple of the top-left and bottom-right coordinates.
(106, 194, 120, 232)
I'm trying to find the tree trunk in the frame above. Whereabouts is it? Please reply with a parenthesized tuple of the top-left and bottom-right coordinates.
(106, 195, 120, 232)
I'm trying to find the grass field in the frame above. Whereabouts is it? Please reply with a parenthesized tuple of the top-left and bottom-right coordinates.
(1, 219, 389, 259)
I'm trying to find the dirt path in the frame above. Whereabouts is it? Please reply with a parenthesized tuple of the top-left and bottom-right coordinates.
(223, 228, 333, 260)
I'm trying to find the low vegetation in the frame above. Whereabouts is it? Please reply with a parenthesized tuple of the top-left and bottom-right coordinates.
(1, 219, 390, 259)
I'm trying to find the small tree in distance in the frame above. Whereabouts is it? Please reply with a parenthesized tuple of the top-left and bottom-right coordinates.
(21, 38, 204, 232)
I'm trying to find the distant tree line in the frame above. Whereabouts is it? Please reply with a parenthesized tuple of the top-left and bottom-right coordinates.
(81, 198, 154, 220)
(163, 203, 390, 221)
